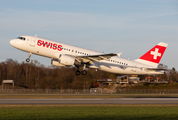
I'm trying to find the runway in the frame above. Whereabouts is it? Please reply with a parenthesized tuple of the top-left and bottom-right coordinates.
(1, 98, 178, 104)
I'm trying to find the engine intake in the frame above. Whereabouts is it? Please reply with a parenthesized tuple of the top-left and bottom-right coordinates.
(52, 54, 81, 67)
(59, 54, 75, 66)
(51, 59, 65, 67)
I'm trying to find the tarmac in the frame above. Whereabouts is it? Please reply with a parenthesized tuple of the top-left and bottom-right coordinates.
(1, 98, 178, 105)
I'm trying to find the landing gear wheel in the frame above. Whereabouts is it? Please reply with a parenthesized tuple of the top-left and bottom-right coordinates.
(26, 58, 30, 62)
(75, 70, 81, 76)
(82, 70, 87, 75)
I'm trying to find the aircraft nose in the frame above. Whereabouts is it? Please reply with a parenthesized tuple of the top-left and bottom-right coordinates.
(10, 39, 16, 46)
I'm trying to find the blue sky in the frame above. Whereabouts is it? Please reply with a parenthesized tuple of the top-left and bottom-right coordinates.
(1, 0, 178, 70)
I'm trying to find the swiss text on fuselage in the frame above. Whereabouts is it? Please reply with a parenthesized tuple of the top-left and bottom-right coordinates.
(37, 40, 62, 51)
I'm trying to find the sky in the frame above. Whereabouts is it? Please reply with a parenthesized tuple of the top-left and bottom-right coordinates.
(1, 0, 178, 70)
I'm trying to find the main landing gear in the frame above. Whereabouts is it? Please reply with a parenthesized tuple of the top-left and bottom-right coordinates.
(26, 53, 32, 62)
(75, 70, 87, 76)
(75, 64, 87, 76)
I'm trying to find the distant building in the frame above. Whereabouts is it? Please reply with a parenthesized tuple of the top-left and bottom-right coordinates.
(144, 76, 169, 84)
(128, 77, 140, 84)
(97, 75, 140, 86)
(2, 80, 14, 89)
(97, 78, 116, 86)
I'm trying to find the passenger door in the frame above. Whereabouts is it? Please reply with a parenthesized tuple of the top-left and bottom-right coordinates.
(30, 37, 36, 47)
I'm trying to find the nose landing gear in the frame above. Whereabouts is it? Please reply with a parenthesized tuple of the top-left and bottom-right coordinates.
(26, 53, 32, 62)
(26, 58, 30, 62)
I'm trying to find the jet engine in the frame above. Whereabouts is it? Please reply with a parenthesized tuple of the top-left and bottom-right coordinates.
(51, 59, 65, 67)
(59, 54, 75, 66)
(51, 54, 81, 66)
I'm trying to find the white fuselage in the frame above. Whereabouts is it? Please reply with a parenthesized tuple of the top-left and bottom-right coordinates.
(10, 36, 164, 75)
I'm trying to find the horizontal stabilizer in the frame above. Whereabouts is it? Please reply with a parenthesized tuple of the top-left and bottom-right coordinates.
(146, 68, 167, 71)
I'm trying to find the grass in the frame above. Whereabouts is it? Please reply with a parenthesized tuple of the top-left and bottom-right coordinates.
(0, 105, 178, 120)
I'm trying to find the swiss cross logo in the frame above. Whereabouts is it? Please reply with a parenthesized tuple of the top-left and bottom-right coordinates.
(139, 45, 167, 64)
(151, 48, 161, 60)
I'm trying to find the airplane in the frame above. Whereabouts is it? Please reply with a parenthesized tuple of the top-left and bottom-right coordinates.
(10, 35, 168, 76)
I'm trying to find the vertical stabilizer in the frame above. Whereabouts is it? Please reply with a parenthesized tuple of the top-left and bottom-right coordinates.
(135, 42, 168, 68)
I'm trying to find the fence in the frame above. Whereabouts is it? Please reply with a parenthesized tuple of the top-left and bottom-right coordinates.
(0, 89, 178, 94)
(115, 89, 178, 94)
(0, 89, 90, 94)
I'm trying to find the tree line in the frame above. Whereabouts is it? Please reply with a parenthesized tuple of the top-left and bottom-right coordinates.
(0, 59, 177, 89)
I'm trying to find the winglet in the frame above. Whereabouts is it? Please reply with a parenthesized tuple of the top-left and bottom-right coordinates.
(117, 53, 122, 57)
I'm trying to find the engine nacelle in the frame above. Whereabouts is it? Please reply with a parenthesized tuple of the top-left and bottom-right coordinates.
(59, 54, 75, 66)
(51, 59, 65, 67)
(52, 54, 81, 67)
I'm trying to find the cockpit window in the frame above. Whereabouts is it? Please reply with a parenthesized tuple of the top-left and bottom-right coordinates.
(17, 37, 26, 40)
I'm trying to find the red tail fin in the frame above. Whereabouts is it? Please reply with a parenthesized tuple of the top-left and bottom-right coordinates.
(135, 42, 168, 67)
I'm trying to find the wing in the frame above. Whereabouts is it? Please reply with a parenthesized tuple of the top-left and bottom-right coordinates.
(68, 53, 117, 64)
